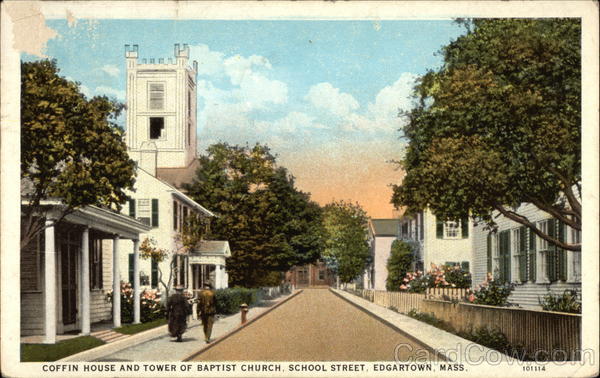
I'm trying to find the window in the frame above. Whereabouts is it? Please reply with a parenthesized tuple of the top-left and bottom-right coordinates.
(318, 270, 325, 281)
(90, 238, 103, 289)
(149, 83, 164, 110)
(513, 227, 527, 282)
(149, 117, 164, 139)
(436, 216, 468, 239)
(444, 220, 459, 238)
(136, 199, 158, 228)
(461, 261, 469, 272)
(419, 213, 424, 241)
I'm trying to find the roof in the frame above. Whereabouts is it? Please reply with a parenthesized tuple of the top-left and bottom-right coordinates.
(369, 219, 400, 237)
(192, 240, 231, 257)
(137, 166, 215, 217)
(156, 159, 200, 190)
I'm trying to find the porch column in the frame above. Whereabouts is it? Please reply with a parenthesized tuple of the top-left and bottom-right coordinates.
(133, 239, 141, 324)
(43, 220, 57, 344)
(80, 226, 91, 335)
(112, 235, 121, 328)
(215, 264, 223, 289)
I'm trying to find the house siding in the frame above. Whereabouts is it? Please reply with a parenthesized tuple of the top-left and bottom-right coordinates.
(471, 202, 581, 309)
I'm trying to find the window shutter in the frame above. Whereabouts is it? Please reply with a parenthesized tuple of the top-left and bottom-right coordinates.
(129, 199, 136, 218)
(528, 228, 536, 282)
(558, 221, 567, 281)
(184, 256, 189, 288)
(128, 253, 134, 284)
(151, 199, 159, 227)
(151, 257, 158, 288)
(436, 217, 444, 239)
(461, 261, 470, 272)
(518, 227, 527, 282)
(461, 217, 469, 238)
(486, 233, 492, 273)
(173, 201, 178, 231)
(547, 220, 557, 282)
(499, 230, 511, 282)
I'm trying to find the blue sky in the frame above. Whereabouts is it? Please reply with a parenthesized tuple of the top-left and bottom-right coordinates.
(26, 19, 466, 217)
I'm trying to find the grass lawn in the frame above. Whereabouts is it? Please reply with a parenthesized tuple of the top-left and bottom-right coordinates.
(21, 336, 105, 362)
(114, 318, 167, 335)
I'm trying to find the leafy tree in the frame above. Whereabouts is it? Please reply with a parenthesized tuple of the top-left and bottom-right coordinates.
(392, 19, 581, 251)
(183, 143, 324, 287)
(21, 59, 135, 248)
(386, 240, 414, 291)
(322, 200, 371, 283)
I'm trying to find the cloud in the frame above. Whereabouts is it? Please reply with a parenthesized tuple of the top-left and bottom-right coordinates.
(223, 54, 273, 85)
(367, 72, 417, 121)
(190, 44, 225, 76)
(95, 86, 125, 100)
(257, 111, 327, 134)
(305, 82, 359, 117)
(100, 64, 120, 77)
(79, 85, 93, 98)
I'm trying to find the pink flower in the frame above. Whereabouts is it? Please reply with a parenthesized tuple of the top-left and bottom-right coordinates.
(399, 284, 407, 290)
(468, 293, 475, 302)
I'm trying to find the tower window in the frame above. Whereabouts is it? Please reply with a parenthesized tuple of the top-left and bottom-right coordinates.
(149, 117, 164, 139)
(149, 83, 164, 110)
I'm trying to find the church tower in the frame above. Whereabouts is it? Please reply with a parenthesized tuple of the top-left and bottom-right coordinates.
(124, 44, 198, 176)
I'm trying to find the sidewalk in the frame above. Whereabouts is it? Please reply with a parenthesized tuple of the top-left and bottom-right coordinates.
(331, 288, 516, 363)
(60, 293, 293, 362)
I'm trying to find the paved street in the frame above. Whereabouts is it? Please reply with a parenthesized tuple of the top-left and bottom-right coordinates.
(191, 289, 438, 361)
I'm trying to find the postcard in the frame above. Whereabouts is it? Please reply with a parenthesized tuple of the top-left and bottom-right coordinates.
(1, 1, 598, 377)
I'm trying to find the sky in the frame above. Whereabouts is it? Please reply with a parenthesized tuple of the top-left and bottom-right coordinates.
(25, 19, 466, 218)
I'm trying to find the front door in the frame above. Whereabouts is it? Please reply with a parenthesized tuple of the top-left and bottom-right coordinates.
(61, 236, 79, 325)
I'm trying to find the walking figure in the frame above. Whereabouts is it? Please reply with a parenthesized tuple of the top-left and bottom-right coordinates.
(197, 283, 216, 343)
(166, 286, 191, 342)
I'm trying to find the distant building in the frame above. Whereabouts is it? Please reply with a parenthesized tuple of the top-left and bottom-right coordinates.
(364, 219, 400, 290)
(286, 261, 335, 288)
(398, 209, 472, 272)
(471, 202, 581, 309)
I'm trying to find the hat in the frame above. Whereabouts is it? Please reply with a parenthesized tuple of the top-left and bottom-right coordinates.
(174, 285, 184, 291)
(204, 283, 212, 289)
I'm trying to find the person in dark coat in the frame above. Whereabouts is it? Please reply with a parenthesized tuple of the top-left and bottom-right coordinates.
(197, 283, 217, 343)
(166, 286, 190, 342)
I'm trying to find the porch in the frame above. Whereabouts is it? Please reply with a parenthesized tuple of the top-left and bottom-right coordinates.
(20, 205, 150, 344)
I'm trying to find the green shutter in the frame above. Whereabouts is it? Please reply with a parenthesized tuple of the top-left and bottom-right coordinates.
(499, 230, 511, 282)
(436, 217, 444, 239)
(461, 261, 470, 272)
(486, 233, 493, 273)
(151, 199, 159, 227)
(129, 199, 136, 218)
(173, 201, 178, 231)
(518, 227, 527, 282)
(528, 228, 536, 281)
(128, 253, 134, 284)
(546, 220, 557, 282)
(151, 257, 158, 288)
(558, 221, 567, 281)
(461, 217, 469, 238)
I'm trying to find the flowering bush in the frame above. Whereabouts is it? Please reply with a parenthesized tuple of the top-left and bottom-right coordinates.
(538, 289, 581, 314)
(466, 273, 514, 306)
(106, 281, 166, 323)
(399, 264, 471, 293)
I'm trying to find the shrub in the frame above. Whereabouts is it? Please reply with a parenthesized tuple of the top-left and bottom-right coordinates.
(539, 289, 581, 314)
(467, 274, 514, 306)
(215, 287, 263, 315)
(400, 263, 471, 293)
(386, 240, 415, 291)
(406, 309, 456, 333)
(105, 282, 165, 323)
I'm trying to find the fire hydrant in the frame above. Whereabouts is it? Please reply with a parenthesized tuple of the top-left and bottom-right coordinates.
(240, 303, 249, 324)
